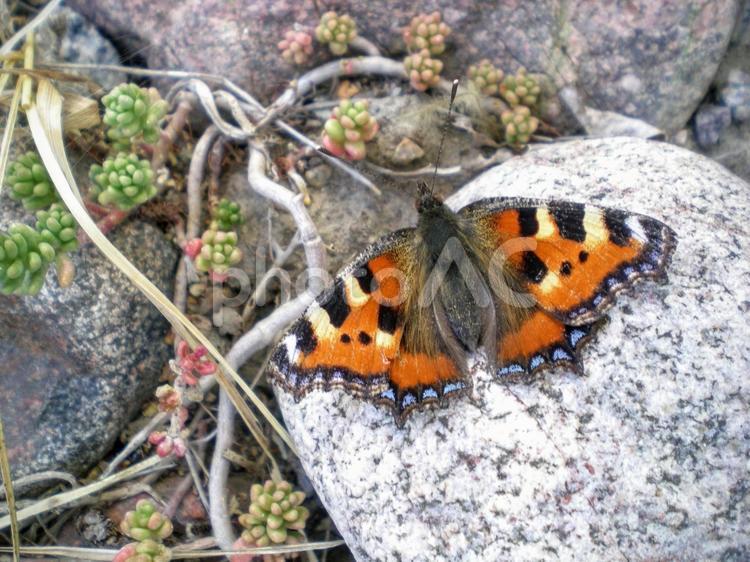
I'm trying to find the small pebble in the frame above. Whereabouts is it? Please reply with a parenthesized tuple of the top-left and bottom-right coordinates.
(693, 104, 731, 148)
(304, 164, 332, 188)
(391, 137, 425, 165)
(719, 69, 750, 123)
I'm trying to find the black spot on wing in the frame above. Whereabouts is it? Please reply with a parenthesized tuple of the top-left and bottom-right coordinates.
(522, 251, 548, 283)
(319, 282, 350, 328)
(295, 319, 317, 354)
(377, 304, 399, 334)
(549, 202, 586, 242)
(340, 334, 351, 344)
(604, 208, 632, 246)
(579, 250, 589, 263)
(354, 265, 375, 294)
(560, 261, 572, 276)
(518, 208, 539, 236)
(358, 331, 372, 345)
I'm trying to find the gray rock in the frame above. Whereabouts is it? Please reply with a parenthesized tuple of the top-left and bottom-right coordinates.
(720, 69, 750, 123)
(693, 104, 732, 147)
(35, 6, 122, 93)
(275, 138, 750, 560)
(0, 212, 178, 483)
(67, 0, 738, 132)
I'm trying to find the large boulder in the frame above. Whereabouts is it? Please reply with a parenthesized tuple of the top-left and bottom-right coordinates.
(66, 0, 739, 132)
(275, 137, 750, 560)
(0, 206, 178, 482)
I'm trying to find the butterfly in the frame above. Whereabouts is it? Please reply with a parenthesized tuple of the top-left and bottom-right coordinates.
(268, 186, 676, 426)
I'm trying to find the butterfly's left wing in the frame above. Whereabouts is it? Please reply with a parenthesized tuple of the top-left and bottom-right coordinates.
(269, 229, 470, 425)
(461, 197, 676, 374)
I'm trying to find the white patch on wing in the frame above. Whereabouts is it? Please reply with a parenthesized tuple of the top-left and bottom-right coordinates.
(583, 208, 607, 249)
(538, 272, 561, 294)
(536, 208, 555, 238)
(626, 215, 647, 242)
(308, 305, 335, 341)
(375, 330, 395, 351)
(344, 276, 369, 307)
(282, 333, 299, 363)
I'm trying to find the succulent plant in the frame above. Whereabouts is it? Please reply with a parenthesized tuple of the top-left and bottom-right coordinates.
(154, 384, 181, 413)
(468, 59, 504, 96)
(238, 480, 309, 551)
(102, 83, 168, 150)
(499, 67, 541, 108)
(175, 340, 216, 386)
(403, 11, 451, 56)
(212, 198, 244, 232)
(0, 224, 56, 295)
(89, 153, 156, 211)
(148, 431, 187, 458)
(322, 99, 379, 161)
(35, 204, 78, 254)
(120, 499, 174, 543)
(113, 540, 172, 562)
(315, 11, 356, 56)
(403, 49, 443, 92)
(195, 227, 242, 278)
(278, 30, 314, 65)
(501, 105, 539, 147)
(6, 152, 60, 210)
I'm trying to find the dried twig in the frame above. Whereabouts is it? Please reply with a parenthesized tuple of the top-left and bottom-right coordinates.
(208, 147, 326, 550)
(260, 56, 406, 127)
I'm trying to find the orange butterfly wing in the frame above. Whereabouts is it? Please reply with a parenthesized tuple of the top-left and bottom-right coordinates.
(269, 229, 468, 425)
(462, 197, 676, 373)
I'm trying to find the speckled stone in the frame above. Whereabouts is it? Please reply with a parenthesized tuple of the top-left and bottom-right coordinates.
(67, 0, 738, 132)
(0, 216, 178, 483)
(35, 6, 122, 93)
(275, 138, 750, 560)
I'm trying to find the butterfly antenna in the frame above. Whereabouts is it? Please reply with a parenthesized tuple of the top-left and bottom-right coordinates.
(429, 78, 460, 196)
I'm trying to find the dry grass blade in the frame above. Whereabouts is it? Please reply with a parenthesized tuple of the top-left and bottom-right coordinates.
(0, 416, 20, 561)
(26, 79, 297, 456)
(0, 455, 165, 530)
(0, 73, 22, 198)
(0, 539, 345, 559)
(0, 0, 61, 56)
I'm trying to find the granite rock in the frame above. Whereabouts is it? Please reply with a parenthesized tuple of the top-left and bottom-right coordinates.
(35, 6, 122, 93)
(275, 137, 750, 560)
(67, 0, 738, 132)
(0, 213, 178, 483)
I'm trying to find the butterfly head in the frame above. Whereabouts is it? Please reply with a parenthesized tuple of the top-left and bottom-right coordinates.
(416, 181, 444, 214)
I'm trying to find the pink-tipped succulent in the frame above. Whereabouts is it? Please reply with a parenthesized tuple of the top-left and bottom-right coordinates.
(115, 499, 173, 562)
(403, 49, 443, 92)
(176, 340, 216, 386)
(315, 11, 356, 56)
(155, 384, 181, 413)
(468, 59, 504, 96)
(120, 499, 174, 542)
(278, 30, 314, 66)
(403, 11, 451, 56)
(322, 99, 379, 161)
(113, 540, 171, 562)
(234, 480, 309, 561)
(183, 238, 203, 260)
(195, 227, 242, 281)
(501, 105, 539, 147)
(499, 67, 541, 107)
(148, 431, 187, 458)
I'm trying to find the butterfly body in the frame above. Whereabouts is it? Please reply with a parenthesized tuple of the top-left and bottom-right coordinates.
(269, 191, 676, 426)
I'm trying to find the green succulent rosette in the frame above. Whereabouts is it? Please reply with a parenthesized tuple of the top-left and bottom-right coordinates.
(315, 11, 356, 55)
(0, 224, 56, 295)
(89, 152, 156, 211)
(102, 83, 168, 150)
(238, 480, 309, 548)
(36, 204, 78, 254)
(6, 152, 60, 210)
